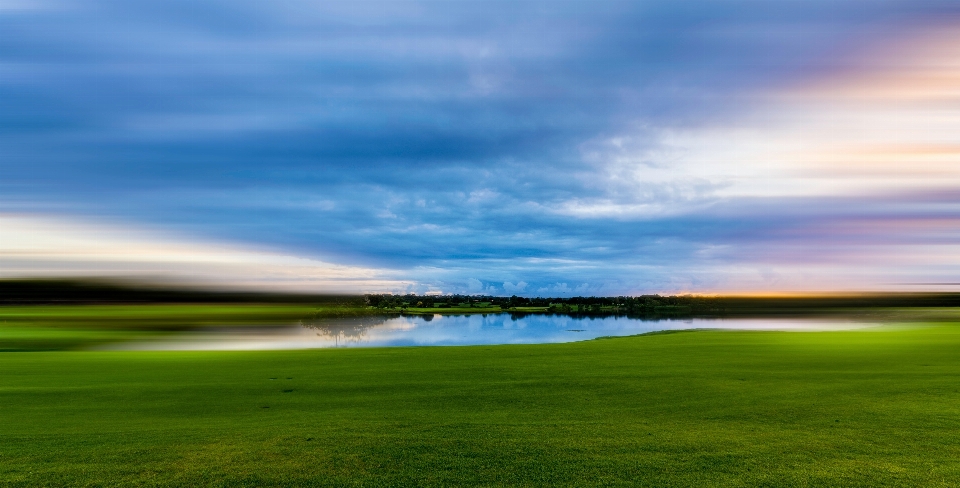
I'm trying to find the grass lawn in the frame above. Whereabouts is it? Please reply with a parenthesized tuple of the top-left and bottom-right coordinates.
(3, 323, 960, 486)
(506, 306, 551, 313)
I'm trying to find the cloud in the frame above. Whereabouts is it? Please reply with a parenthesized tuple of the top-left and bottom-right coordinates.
(502, 281, 527, 293)
(3, 2, 960, 295)
(0, 213, 406, 293)
(537, 283, 571, 294)
(466, 278, 484, 292)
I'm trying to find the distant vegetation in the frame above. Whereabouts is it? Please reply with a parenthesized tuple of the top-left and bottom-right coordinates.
(5, 278, 960, 319)
(364, 292, 960, 318)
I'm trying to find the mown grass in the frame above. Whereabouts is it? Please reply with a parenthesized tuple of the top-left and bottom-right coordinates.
(3, 323, 960, 486)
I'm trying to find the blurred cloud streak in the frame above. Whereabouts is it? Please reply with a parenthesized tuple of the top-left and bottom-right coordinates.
(0, 213, 406, 292)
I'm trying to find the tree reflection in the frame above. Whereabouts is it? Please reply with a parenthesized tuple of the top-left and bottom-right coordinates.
(299, 315, 391, 346)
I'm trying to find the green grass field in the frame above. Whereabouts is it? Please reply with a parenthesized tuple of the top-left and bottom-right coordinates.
(3, 320, 960, 486)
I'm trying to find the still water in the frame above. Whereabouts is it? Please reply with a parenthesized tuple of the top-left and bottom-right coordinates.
(115, 313, 876, 351)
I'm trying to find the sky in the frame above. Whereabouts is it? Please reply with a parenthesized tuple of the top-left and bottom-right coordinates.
(3, 0, 960, 295)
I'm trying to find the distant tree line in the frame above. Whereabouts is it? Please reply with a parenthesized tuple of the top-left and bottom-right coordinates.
(5, 279, 960, 315)
(364, 293, 960, 317)
(364, 293, 720, 316)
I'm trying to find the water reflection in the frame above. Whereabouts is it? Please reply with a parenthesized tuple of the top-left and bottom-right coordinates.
(112, 313, 877, 351)
(300, 315, 392, 346)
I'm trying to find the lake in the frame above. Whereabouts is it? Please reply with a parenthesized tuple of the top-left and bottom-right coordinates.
(114, 313, 877, 351)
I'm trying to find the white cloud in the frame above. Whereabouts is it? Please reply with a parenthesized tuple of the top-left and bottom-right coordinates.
(502, 281, 527, 293)
(537, 282, 571, 294)
(560, 25, 960, 218)
(0, 213, 406, 293)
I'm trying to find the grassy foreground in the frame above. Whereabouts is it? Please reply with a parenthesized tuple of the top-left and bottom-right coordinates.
(3, 324, 960, 486)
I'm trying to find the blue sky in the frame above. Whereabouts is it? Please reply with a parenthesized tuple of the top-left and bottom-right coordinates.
(3, 0, 960, 295)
